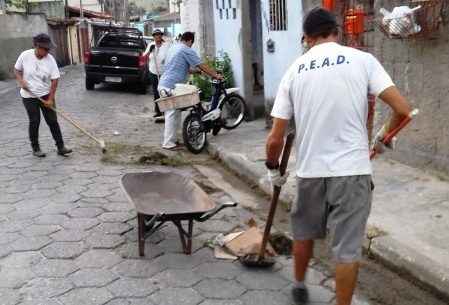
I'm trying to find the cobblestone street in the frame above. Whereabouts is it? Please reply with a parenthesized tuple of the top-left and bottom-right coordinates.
(1, 66, 447, 305)
(0, 66, 339, 305)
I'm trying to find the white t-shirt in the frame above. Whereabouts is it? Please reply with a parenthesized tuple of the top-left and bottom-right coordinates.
(148, 42, 170, 76)
(271, 42, 394, 178)
(14, 49, 60, 98)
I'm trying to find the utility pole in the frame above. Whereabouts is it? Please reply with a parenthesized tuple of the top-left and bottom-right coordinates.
(79, 0, 83, 18)
(114, 0, 118, 23)
(124, 0, 129, 26)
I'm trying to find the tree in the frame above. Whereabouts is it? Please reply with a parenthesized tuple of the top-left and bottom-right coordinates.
(5, 0, 26, 11)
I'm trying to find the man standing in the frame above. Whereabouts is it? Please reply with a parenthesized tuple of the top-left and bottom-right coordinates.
(265, 8, 412, 305)
(158, 32, 222, 150)
(14, 33, 72, 157)
(148, 29, 170, 120)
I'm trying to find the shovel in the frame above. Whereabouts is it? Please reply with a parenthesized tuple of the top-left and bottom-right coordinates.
(24, 88, 107, 153)
(240, 131, 295, 268)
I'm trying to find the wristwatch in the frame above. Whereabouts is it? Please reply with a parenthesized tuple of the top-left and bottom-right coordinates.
(265, 160, 279, 170)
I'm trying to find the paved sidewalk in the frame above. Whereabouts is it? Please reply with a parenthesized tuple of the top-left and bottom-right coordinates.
(0, 79, 17, 96)
(209, 119, 449, 299)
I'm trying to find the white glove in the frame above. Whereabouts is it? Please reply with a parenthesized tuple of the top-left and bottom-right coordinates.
(267, 169, 289, 187)
(372, 124, 397, 154)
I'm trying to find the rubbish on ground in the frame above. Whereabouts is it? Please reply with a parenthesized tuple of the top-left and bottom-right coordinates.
(269, 232, 293, 255)
(246, 218, 258, 228)
(113, 131, 121, 136)
(224, 227, 276, 257)
(213, 231, 244, 260)
(214, 246, 238, 260)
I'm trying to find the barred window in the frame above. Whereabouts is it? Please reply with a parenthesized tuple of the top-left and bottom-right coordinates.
(269, 0, 287, 31)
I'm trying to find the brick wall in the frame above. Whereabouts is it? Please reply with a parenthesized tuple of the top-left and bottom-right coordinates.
(301, 0, 449, 176)
(373, 0, 449, 176)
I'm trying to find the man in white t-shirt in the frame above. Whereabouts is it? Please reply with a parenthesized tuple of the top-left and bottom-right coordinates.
(148, 29, 170, 120)
(265, 8, 412, 305)
(14, 33, 72, 157)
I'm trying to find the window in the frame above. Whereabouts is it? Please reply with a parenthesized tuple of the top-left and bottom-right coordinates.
(233, 8, 237, 19)
(269, 0, 287, 31)
(226, 8, 229, 19)
(228, 0, 232, 8)
(219, 9, 223, 19)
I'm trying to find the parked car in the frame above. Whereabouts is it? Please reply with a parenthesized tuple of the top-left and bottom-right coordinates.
(84, 27, 149, 94)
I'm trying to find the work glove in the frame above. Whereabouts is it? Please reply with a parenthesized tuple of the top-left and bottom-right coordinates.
(372, 124, 397, 154)
(267, 169, 289, 187)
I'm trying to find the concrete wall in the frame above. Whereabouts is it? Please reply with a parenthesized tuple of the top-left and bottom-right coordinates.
(213, 0, 245, 98)
(0, 13, 49, 78)
(28, 0, 65, 18)
(180, 0, 215, 59)
(262, 0, 304, 118)
(68, 0, 101, 12)
(372, 0, 449, 176)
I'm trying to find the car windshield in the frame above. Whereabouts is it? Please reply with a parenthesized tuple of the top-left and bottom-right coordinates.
(98, 34, 145, 49)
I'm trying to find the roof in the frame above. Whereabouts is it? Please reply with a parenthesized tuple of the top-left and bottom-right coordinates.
(67, 6, 112, 19)
(151, 12, 180, 23)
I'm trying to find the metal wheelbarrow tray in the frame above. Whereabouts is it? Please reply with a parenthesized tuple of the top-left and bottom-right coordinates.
(121, 171, 237, 256)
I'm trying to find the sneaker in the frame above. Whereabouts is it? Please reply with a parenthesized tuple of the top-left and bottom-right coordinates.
(33, 150, 46, 158)
(162, 144, 184, 151)
(57, 147, 73, 156)
(155, 117, 165, 124)
(291, 286, 309, 304)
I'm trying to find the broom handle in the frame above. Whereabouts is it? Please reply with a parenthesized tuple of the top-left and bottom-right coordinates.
(50, 105, 103, 146)
(25, 90, 104, 146)
(258, 132, 295, 259)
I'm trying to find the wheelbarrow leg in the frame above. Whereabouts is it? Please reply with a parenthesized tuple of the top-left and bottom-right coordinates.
(138, 213, 145, 257)
(186, 220, 193, 254)
(174, 220, 194, 255)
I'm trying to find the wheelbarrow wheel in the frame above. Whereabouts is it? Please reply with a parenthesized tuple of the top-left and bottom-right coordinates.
(183, 113, 207, 154)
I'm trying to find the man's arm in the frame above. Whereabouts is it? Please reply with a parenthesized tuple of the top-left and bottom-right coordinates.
(44, 79, 58, 108)
(378, 86, 413, 135)
(14, 69, 28, 90)
(266, 118, 289, 166)
(197, 63, 223, 80)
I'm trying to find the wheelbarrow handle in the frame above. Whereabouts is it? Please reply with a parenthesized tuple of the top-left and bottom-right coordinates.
(197, 202, 238, 222)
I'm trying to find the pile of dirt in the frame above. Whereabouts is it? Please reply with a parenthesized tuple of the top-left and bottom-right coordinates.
(99, 142, 190, 166)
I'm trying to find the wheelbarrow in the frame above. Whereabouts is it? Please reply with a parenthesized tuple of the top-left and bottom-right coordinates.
(121, 171, 237, 256)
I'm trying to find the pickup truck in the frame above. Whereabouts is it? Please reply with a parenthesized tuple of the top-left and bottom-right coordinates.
(84, 28, 149, 94)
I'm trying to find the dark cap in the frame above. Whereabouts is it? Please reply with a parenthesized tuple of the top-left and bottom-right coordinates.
(33, 33, 55, 50)
(303, 7, 338, 37)
(152, 29, 163, 36)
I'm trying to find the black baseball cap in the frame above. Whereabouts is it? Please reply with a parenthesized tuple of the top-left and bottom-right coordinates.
(303, 7, 338, 37)
(33, 33, 55, 50)
(152, 29, 163, 36)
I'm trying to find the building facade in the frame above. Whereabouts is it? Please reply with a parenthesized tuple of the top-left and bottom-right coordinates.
(211, 0, 303, 119)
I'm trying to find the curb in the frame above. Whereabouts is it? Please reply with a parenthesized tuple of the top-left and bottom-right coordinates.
(369, 235, 449, 300)
(207, 141, 449, 301)
(207, 142, 294, 205)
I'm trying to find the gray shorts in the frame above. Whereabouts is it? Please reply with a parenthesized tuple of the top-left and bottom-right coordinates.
(291, 175, 373, 263)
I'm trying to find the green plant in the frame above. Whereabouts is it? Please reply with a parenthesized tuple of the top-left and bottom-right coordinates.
(190, 52, 234, 101)
(5, 0, 26, 10)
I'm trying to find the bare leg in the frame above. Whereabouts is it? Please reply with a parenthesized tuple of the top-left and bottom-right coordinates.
(293, 240, 314, 281)
(335, 262, 359, 305)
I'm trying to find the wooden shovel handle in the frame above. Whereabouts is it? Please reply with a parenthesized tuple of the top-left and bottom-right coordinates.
(258, 132, 295, 260)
